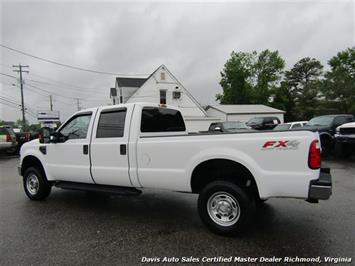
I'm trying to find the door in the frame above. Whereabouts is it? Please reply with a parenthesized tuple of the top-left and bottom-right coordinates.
(45, 111, 95, 183)
(90, 107, 131, 187)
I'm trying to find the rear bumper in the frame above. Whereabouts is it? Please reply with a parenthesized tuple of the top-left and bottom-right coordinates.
(308, 168, 332, 202)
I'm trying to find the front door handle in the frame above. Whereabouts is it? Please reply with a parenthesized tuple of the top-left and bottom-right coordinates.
(83, 145, 89, 155)
(120, 144, 126, 155)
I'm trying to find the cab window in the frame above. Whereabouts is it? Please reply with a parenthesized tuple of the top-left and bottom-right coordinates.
(96, 109, 127, 138)
(141, 107, 185, 132)
(59, 113, 92, 140)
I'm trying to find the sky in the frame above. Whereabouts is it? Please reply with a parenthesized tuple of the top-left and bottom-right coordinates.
(0, 0, 354, 123)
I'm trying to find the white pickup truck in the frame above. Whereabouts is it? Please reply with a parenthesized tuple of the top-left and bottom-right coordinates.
(19, 103, 332, 236)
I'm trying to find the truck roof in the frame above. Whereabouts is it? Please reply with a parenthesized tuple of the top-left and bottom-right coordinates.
(76, 102, 180, 114)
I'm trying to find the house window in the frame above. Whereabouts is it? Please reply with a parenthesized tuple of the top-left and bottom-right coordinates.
(160, 72, 165, 80)
(160, 90, 166, 104)
(172, 91, 181, 99)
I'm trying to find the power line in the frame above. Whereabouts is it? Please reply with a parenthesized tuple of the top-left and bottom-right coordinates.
(2, 64, 112, 92)
(0, 72, 17, 79)
(0, 101, 37, 118)
(0, 43, 148, 77)
(24, 79, 102, 97)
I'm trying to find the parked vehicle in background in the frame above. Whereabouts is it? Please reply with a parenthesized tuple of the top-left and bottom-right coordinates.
(335, 122, 355, 157)
(304, 114, 354, 155)
(3, 126, 31, 154)
(208, 121, 253, 132)
(246, 117, 281, 130)
(19, 103, 332, 236)
(274, 121, 308, 131)
(0, 126, 18, 153)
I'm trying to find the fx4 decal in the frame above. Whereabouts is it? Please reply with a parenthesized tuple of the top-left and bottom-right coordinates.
(262, 140, 300, 150)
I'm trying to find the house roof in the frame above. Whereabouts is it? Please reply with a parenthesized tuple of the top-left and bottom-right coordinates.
(116, 77, 147, 88)
(125, 64, 208, 116)
(206, 104, 285, 114)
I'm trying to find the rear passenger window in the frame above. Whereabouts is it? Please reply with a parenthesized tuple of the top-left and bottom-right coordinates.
(96, 109, 126, 138)
(141, 107, 186, 132)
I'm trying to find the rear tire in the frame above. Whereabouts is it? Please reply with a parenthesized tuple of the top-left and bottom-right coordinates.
(198, 180, 255, 236)
(23, 167, 51, 200)
(320, 135, 333, 157)
(334, 142, 353, 158)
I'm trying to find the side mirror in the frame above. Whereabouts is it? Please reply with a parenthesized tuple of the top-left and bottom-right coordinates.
(39, 127, 51, 144)
(214, 126, 222, 132)
(51, 132, 67, 143)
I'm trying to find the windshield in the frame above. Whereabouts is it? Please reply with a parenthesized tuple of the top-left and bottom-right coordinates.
(307, 116, 334, 126)
(248, 118, 263, 124)
(223, 121, 249, 130)
(274, 124, 291, 130)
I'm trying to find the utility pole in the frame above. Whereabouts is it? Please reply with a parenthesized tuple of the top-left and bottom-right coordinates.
(49, 95, 53, 111)
(13, 64, 29, 127)
(76, 98, 81, 111)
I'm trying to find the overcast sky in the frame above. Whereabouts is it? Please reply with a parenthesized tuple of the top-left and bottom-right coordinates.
(0, 0, 353, 123)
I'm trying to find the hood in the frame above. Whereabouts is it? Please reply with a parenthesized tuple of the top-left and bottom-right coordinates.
(338, 122, 355, 129)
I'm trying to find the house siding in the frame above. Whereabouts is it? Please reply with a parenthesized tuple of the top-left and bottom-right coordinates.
(126, 65, 206, 118)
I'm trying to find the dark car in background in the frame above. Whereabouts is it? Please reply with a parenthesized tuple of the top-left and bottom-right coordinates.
(246, 117, 281, 130)
(208, 121, 253, 133)
(303, 114, 354, 154)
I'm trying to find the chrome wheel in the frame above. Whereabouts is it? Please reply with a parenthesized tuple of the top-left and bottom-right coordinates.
(207, 192, 240, 227)
(26, 174, 39, 195)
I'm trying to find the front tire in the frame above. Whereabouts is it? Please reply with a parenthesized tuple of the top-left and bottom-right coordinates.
(198, 180, 255, 236)
(23, 167, 52, 200)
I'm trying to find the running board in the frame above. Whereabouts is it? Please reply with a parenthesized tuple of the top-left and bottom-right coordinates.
(55, 181, 142, 196)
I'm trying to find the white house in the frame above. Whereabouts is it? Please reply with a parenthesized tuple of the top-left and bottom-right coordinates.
(111, 65, 219, 132)
(206, 105, 285, 123)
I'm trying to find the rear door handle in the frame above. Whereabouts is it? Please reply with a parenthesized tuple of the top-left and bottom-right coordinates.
(120, 144, 126, 155)
(83, 145, 89, 155)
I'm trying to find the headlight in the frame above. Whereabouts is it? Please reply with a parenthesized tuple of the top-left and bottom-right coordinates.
(336, 127, 340, 134)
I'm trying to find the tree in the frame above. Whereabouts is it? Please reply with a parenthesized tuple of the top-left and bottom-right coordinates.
(282, 57, 323, 120)
(271, 84, 296, 121)
(217, 51, 255, 104)
(323, 47, 355, 114)
(217, 50, 284, 105)
(253, 50, 285, 104)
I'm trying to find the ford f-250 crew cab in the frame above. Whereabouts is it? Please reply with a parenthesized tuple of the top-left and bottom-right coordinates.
(19, 103, 332, 236)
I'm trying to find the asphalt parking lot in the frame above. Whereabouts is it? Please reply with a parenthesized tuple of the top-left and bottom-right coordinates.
(0, 156, 354, 265)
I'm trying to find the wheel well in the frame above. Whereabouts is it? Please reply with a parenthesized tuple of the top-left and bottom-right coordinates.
(191, 159, 260, 198)
(21, 156, 45, 177)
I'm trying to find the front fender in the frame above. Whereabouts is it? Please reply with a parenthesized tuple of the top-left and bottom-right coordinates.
(20, 144, 53, 181)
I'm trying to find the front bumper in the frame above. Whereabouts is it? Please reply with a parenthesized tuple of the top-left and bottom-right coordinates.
(335, 135, 355, 144)
(18, 165, 22, 176)
(307, 168, 332, 202)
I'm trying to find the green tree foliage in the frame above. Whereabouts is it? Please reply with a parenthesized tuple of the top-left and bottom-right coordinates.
(283, 57, 324, 120)
(253, 50, 285, 104)
(271, 84, 296, 121)
(217, 51, 255, 104)
(323, 47, 355, 114)
(217, 50, 285, 105)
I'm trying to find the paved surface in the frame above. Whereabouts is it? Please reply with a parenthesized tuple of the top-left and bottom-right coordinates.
(0, 156, 354, 265)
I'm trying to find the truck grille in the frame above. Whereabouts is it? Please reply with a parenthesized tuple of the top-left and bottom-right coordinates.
(339, 128, 355, 135)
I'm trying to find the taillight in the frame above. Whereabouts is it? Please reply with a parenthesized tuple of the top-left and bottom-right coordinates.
(308, 140, 321, 169)
(6, 134, 12, 142)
